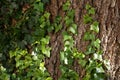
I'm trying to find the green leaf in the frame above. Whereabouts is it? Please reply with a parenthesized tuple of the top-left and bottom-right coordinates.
(64, 57, 68, 64)
(84, 32, 95, 41)
(16, 60, 23, 68)
(90, 21, 99, 33)
(67, 10, 75, 18)
(91, 73, 106, 80)
(15, 55, 21, 61)
(68, 24, 77, 34)
(24, 34, 33, 43)
(55, 16, 62, 23)
(64, 41, 71, 46)
(62, 1, 70, 11)
(85, 4, 91, 10)
(85, 46, 95, 55)
(83, 14, 93, 24)
(93, 53, 102, 61)
(47, 25, 54, 32)
(96, 67, 105, 73)
(60, 51, 65, 61)
(83, 32, 89, 40)
(73, 52, 85, 59)
(42, 46, 51, 57)
(83, 72, 91, 80)
(55, 24, 62, 33)
(34, 2, 44, 12)
(69, 27, 76, 34)
(41, 36, 50, 44)
(9, 51, 16, 58)
(65, 16, 73, 26)
(63, 32, 72, 41)
(40, 16, 45, 23)
(88, 8, 95, 15)
(93, 39, 101, 49)
(44, 12, 50, 19)
(46, 77, 52, 80)
(79, 60, 87, 67)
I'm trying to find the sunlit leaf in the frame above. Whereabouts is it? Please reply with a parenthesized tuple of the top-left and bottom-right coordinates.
(90, 21, 99, 33)
(68, 24, 77, 34)
(85, 4, 91, 10)
(46, 77, 52, 80)
(60, 51, 65, 61)
(93, 39, 101, 49)
(88, 8, 95, 15)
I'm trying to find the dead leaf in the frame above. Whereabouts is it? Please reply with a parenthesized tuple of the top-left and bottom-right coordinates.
(22, 4, 30, 13)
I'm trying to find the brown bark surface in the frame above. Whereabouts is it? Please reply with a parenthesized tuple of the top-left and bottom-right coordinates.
(45, 0, 120, 80)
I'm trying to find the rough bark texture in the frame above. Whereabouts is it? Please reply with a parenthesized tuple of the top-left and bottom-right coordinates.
(45, 1, 65, 79)
(45, 0, 120, 80)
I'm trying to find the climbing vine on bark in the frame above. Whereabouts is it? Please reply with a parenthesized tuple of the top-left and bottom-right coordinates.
(0, 0, 108, 80)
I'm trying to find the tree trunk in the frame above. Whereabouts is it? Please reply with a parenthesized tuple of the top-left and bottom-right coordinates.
(45, 0, 120, 80)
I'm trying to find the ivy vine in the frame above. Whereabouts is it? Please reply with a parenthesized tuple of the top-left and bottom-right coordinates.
(0, 0, 52, 79)
(83, 4, 106, 80)
(0, 0, 107, 80)
(59, 2, 107, 80)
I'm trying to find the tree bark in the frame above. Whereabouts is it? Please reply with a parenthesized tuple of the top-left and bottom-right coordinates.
(45, 0, 120, 80)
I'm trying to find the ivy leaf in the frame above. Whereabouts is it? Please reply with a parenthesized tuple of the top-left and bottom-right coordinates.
(67, 10, 75, 18)
(41, 46, 51, 57)
(63, 32, 72, 41)
(55, 24, 62, 33)
(90, 21, 99, 33)
(85, 4, 91, 10)
(60, 51, 65, 61)
(85, 46, 95, 55)
(41, 36, 50, 44)
(79, 60, 87, 67)
(73, 52, 85, 59)
(64, 57, 68, 64)
(83, 14, 93, 24)
(62, 1, 70, 11)
(84, 32, 95, 41)
(93, 53, 102, 61)
(96, 67, 105, 73)
(65, 16, 73, 26)
(46, 77, 52, 80)
(40, 62, 45, 71)
(16, 61, 21, 68)
(93, 39, 101, 49)
(91, 72, 106, 80)
(83, 72, 91, 80)
(33, 2, 44, 12)
(64, 41, 71, 46)
(47, 25, 54, 32)
(88, 8, 95, 15)
(44, 12, 50, 19)
(9, 51, 16, 58)
(83, 32, 90, 40)
(68, 24, 77, 34)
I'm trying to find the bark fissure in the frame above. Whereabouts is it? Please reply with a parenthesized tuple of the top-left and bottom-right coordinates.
(98, 0, 120, 79)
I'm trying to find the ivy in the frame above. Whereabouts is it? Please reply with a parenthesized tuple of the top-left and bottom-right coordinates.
(41, 36, 51, 57)
(59, 2, 107, 80)
(60, 3, 107, 80)
(0, 0, 52, 79)
(90, 21, 99, 33)
(59, 1, 79, 79)
(83, 4, 106, 80)
(0, 0, 107, 80)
